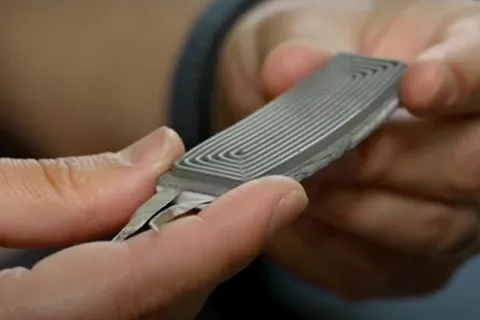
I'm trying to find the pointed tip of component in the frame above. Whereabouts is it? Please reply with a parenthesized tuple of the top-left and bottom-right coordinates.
(112, 229, 135, 242)
(111, 189, 181, 242)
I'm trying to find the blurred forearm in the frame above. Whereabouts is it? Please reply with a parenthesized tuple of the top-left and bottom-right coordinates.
(0, 0, 210, 157)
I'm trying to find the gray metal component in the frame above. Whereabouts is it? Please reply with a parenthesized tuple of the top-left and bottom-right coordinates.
(174, 191, 216, 205)
(112, 188, 180, 241)
(148, 199, 213, 231)
(157, 53, 406, 197)
(112, 189, 214, 241)
(113, 52, 406, 239)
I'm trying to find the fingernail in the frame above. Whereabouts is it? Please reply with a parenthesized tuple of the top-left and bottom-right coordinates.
(269, 189, 308, 236)
(119, 127, 178, 166)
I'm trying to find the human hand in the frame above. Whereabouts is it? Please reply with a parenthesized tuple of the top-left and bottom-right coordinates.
(216, 0, 480, 299)
(0, 127, 307, 319)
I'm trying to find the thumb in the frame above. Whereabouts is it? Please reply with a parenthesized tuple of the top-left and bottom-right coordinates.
(0, 177, 308, 320)
(217, 0, 358, 120)
(261, 41, 332, 99)
(0, 126, 184, 247)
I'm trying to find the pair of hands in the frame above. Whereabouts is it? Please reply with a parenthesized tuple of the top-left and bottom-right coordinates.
(218, 0, 480, 298)
(0, 127, 307, 319)
(2, 0, 480, 318)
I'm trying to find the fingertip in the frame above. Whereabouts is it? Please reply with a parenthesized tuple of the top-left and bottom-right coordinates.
(269, 184, 308, 235)
(259, 175, 308, 205)
(239, 175, 308, 232)
(261, 41, 331, 99)
(119, 126, 185, 168)
(195, 175, 307, 240)
(205, 175, 307, 216)
(253, 174, 304, 189)
(238, 175, 308, 208)
(400, 61, 457, 116)
(162, 127, 186, 160)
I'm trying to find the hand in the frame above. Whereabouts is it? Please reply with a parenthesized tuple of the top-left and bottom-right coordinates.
(217, 0, 480, 299)
(0, 127, 307, 319)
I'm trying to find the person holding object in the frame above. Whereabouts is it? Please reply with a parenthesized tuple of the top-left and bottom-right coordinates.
(0, 126, 307, 319)
(0, 0, 480, 318)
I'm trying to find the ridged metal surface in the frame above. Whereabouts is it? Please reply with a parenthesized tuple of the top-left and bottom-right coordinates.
(158, 53, 406, 196)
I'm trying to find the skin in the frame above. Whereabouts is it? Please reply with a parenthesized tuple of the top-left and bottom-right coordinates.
(0, 2, 309, 318)
(1, 0, 480, 318)
(217, 0, 480, 298)
(0, 127, 308, 319)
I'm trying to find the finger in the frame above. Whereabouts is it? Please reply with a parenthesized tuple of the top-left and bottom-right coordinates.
(0, 127, 184, 247)
(308, 185, 478, 257)
(340, 118, 480, 199)
(0, 176, 307, 320)
(401, 10, 480, 115)
(267, 220, 455, 300)
(261, 41, 332, 99)
(217, 0, 360, 120)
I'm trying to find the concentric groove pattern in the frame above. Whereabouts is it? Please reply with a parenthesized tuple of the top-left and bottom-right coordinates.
(158, 53, 406, 196)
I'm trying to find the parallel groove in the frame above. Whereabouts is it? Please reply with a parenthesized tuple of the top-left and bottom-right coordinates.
(158, 53, 406, 196)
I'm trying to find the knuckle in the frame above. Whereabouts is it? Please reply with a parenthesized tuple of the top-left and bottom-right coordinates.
(0, 153, 123, 206)
(420, 207, 477, 255)
(338, 189, 385, 230)
(356, 128, 396, 181)
(37, 153, 123, 204)
(0, 158, 80, 206)
(418, 212, 453, 254)
(37, 158, 85, 205)
(449, 124, 480, 195)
